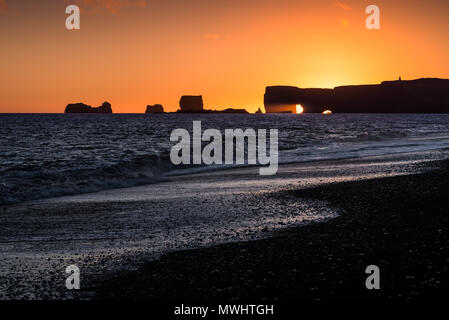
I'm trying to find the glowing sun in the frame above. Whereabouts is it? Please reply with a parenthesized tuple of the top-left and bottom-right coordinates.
(296, 104, 304, 114)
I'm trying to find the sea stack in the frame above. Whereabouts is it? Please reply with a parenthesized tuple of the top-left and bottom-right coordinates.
(179, 96, 204, 113)
(65, 101, 113, 113)
(145, 104, 164, 113)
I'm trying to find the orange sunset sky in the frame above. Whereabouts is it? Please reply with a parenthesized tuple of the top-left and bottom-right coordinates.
(1, 0, 449, 113)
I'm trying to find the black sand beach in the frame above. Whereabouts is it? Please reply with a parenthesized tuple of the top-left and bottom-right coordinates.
(1, 151, 447, 300)
(95, 159, 449, 301)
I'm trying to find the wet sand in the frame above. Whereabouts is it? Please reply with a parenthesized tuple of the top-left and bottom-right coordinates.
(96, 157, 449, 300)
(0, 150, 447, 299)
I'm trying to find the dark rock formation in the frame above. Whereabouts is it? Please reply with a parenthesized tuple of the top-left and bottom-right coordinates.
(255, 107, 263, 114)
(65, 101, 112, 113)
(218, 108, 248, 114)
(145, 104, 164, 113)
(179, 96, 204, 113)
(264, 78, 449, 113)
(177, 95, 249, 113)
(203, 108, 249, 114)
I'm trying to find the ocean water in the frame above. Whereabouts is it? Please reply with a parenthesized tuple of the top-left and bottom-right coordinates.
(1, 113, 449, 205)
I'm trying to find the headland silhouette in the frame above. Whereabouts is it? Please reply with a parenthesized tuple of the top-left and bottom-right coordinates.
(264, 78, 449, 113)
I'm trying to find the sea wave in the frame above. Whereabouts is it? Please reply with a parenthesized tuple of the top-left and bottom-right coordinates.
(2, 113, 449, 205)
(0, 154, 175, 205)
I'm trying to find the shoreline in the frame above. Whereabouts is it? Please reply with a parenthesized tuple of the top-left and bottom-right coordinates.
(94, 159, 449, 300)
(1, 150, 447, 299)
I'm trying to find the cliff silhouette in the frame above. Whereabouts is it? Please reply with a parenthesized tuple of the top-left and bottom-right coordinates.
(264, 78, 449, 113)
(65, 102, 112, 113)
